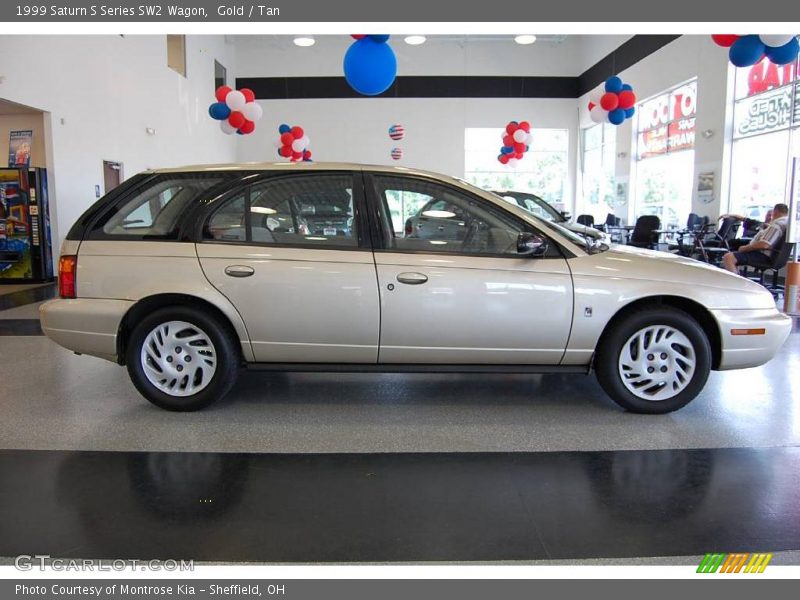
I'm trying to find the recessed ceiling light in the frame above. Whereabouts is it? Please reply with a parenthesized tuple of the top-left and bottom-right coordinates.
(404, 35, 427, 46)
(514, 35, 537, 45)
(293, 36, 315, 47)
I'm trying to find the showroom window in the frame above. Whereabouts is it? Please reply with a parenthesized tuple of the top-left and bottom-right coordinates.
(634, 79, 697, 230)
(167, 34, 187, 76)
(728, 59, 798, 220)
(204, 175, 359, 248)
(214, 60, 227, 91)
(580, 123, 616, 223)
(464, 128, 569, 210)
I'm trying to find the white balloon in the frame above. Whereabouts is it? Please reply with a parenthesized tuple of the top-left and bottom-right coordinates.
(525, 132, 534, 145)
(242, 102, 263, 122)
(220, 120, 237, 135)
(291, 139, 306, 153)
(225, 90, 246, 111)
(300, 135, 310, 149)
(507, 158, 518, 168)
(272, 137, 282, 148)
(759, 34, 796, 48)
(589, 105, 607, 124)
(589, 87, 604, 105)
(513, 129, 527, 143)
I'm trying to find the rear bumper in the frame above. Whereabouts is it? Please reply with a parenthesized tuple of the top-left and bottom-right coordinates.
(713, 308, 793, 370)
(39, 298, 134, 362)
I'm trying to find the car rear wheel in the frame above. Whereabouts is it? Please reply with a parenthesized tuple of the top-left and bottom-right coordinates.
(595, 307, 711, 414)
(126, 306, 239, 411)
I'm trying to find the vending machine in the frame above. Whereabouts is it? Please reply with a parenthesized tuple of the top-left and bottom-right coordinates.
(0, 167, 54, 282)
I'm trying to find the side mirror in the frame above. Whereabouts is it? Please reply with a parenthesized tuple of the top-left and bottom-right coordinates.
(561, 211, 571, 220)
(517, 232, 548, 257)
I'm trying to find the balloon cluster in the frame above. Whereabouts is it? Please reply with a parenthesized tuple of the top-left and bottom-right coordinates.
(588, 76, 636, 126)
(273, 124, 312, 162)
(344, 35, 397, 96)
(497, 120, 531, 167)
(388, 124, 405, 161)
(208, 86, 263, 135)
(712, 35, 800, 68)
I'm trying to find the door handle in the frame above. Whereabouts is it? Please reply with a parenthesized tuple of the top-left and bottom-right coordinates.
(396, 272, 428, 285)
(224, 265, 255, 278)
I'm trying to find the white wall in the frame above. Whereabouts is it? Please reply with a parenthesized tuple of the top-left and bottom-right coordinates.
(0, 35, 238, 251)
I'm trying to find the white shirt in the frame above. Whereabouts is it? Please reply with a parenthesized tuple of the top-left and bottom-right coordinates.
(753, 215, 788, 257)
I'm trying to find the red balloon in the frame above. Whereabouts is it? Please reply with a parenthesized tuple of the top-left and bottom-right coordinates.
(588, 101, 596, 111)
(279, 145, 293, 157)
(291, 126, 304, 139)
(600, 92, 619, 111)
(505, 122, 518, 135)
(513, 142, 526, 153)
(215, 85, 232, 102)
(351, 34, 366, 39)
(617, 90, 636, 110)
(240, 88, 255, 103)
(712, 34, 739, 47)
(499, 154, 510, 164)
(292, 151, 302, 159)
(239, 120, 255, 134)
(503, 135, 513, 147)
(228, 111, 245, 129)
(280, 132, 294, 146)
(304, 150, 312, 159)
(514, 152, 524, 159)
(518, 121, 531, 132)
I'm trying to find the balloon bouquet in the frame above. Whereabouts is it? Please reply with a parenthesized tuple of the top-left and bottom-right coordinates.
(389, 124, 404, 161)
(713, 35, 800, 67)
(587, 76, 636, 126)
(208, 86, 263, 135)
(274, 124, 312, 162)
(497, 121, 532, 168)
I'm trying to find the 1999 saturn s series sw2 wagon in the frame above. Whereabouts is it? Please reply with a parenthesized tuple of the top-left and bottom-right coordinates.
(40, 163, 791, 413)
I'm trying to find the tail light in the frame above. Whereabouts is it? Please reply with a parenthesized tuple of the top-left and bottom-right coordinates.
(58, 255, 77, 299)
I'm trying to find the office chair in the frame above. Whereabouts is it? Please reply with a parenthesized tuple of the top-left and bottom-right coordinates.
(628, 215, 661, 249)
(696, 217, 742, 265)
(743, 235, 794, 297)
(576, 214, 595, 227)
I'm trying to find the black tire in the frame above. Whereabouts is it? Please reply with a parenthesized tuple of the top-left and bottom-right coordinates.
(594, 307, 711, 414)
(126, 306, 240, 411)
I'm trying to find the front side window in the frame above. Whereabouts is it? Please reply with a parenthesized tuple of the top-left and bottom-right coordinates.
(205, 174, 358, 248)
(373, 175, 527, 256)
(101, 174, 225, 238)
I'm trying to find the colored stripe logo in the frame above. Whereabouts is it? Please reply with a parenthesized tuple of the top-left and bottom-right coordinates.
(697, 552, 773, 573)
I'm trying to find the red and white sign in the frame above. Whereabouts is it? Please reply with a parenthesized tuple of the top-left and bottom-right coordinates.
(638, 82, 697, 159)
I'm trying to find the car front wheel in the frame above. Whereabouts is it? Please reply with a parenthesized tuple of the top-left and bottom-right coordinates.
(595, 307, 711, 414)
(126, 306, 239, 411)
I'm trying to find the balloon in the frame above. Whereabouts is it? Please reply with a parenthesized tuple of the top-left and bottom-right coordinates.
(242, 102, 263, 122)
(303, 150, 312, 158)
(608, 108, 626, 125)
(279, 145, 292, 157)
(588, 101, 596, 111)
(369, 34, 390, 43)
(617, 90, 636, 110)
(501, 146, 513, 154)
(505, 121, 518, 134)
(388, 124, 405, 140)
(351, 34, 366, 39)
(513, 142, 526, 153)
(300, 135, 310, 148)
(712, 34, 739, 48)
(525, 132, 533, 144)
(759, 34, 795, 48)
(220, 120, 237, 135)
(292, 151, 303, 160)
(499, 154, 509, 164)
(343, 37, 397, 96)
(518, 121, 531, 132)
(513, 129, 527, 143)
(272, 137, 282, 148)
(589, 105, 607, 124)
(765, 38, 800, 66)
(215, 85, 232, 102)
(600, 92, 619, 111)
(291, 139, 306, 153)
(625, 107, 636, 119)
(729, 35, 766, 67)
(390, 147, 403, 160)
(291, 126, 304, 139)
(280, 132, 294, 146)
(279, 123, 291, 134)
(225, 90, 246, 111)
(507, 158, 518, 168)
(588, 87, 604, 105)
(239, 120, 255, 134)
(604, 76, 623, 93)
(228, 111, 245, 129)
(514, 152, 523, 159)
(208, 102, 230, 120)
(621, 83, 633, 91)
(240, 88, 255, 103)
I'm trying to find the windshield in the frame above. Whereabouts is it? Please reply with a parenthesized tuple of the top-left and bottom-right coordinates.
(494, 191, 565, 223)
(531, 213, 609, 254)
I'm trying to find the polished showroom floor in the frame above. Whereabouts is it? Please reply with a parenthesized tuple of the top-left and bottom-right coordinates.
(1, 284, 799, 562)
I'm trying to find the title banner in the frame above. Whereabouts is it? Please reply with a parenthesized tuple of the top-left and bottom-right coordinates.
(1, 0, 799, 22)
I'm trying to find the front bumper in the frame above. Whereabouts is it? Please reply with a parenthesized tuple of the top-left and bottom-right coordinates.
(40, 298, 134, 362)
(712, 308, 793, 370)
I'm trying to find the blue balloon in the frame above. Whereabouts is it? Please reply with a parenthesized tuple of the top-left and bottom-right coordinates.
(621, 83, 633, 91)
(208, 102, 230, 120)
(343, 37, 397, 96)
(501, 146, 513, 154)
(729, 35, 765, 67)
(605, 76, 623, 93)
(765, 37, 799, 66)
(625, 107, 636, 119)
(608, 108, 626, 125)
(278, 123, 291, 134)
(369, 34, 390, 43)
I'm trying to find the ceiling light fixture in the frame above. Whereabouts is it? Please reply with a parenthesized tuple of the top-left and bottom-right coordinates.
(293, 36, 315, 47)
(404, 35, 427, 46)
(514, 35, 537, 45)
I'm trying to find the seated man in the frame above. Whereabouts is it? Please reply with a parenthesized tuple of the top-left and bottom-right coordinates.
(721, 203, 789, 274)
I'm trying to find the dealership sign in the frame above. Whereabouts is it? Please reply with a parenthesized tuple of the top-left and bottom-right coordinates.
(733, 59, 800, 139)
(637, 82, 697, 158)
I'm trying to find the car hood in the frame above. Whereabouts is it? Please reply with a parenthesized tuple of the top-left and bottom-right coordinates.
(570, 244, 776, 309)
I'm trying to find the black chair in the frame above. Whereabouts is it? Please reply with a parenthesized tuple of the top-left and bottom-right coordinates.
(604, 213, 621, 228)
(576, 214, 594, 227)
(669, 213, 706, 255)
(743, 235, 794, 296)
(629, 215, 661, 249)
(696, 217, 742, 265)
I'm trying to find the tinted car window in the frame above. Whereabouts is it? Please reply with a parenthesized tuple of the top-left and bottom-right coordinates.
(205, 174, 358, 248)
(373, 176, 526, 255)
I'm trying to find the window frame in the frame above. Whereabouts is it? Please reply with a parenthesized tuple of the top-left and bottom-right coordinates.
(196, 171, 372, 252)
(363, 172, 567, 260)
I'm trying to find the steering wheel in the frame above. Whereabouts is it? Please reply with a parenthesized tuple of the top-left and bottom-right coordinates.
(461, 220, 481, 251)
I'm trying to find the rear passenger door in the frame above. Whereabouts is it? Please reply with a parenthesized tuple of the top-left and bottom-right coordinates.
(196, 172, 380, 363)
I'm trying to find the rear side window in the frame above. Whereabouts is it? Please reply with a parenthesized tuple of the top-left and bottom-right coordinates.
(97, 174, 226, 239)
